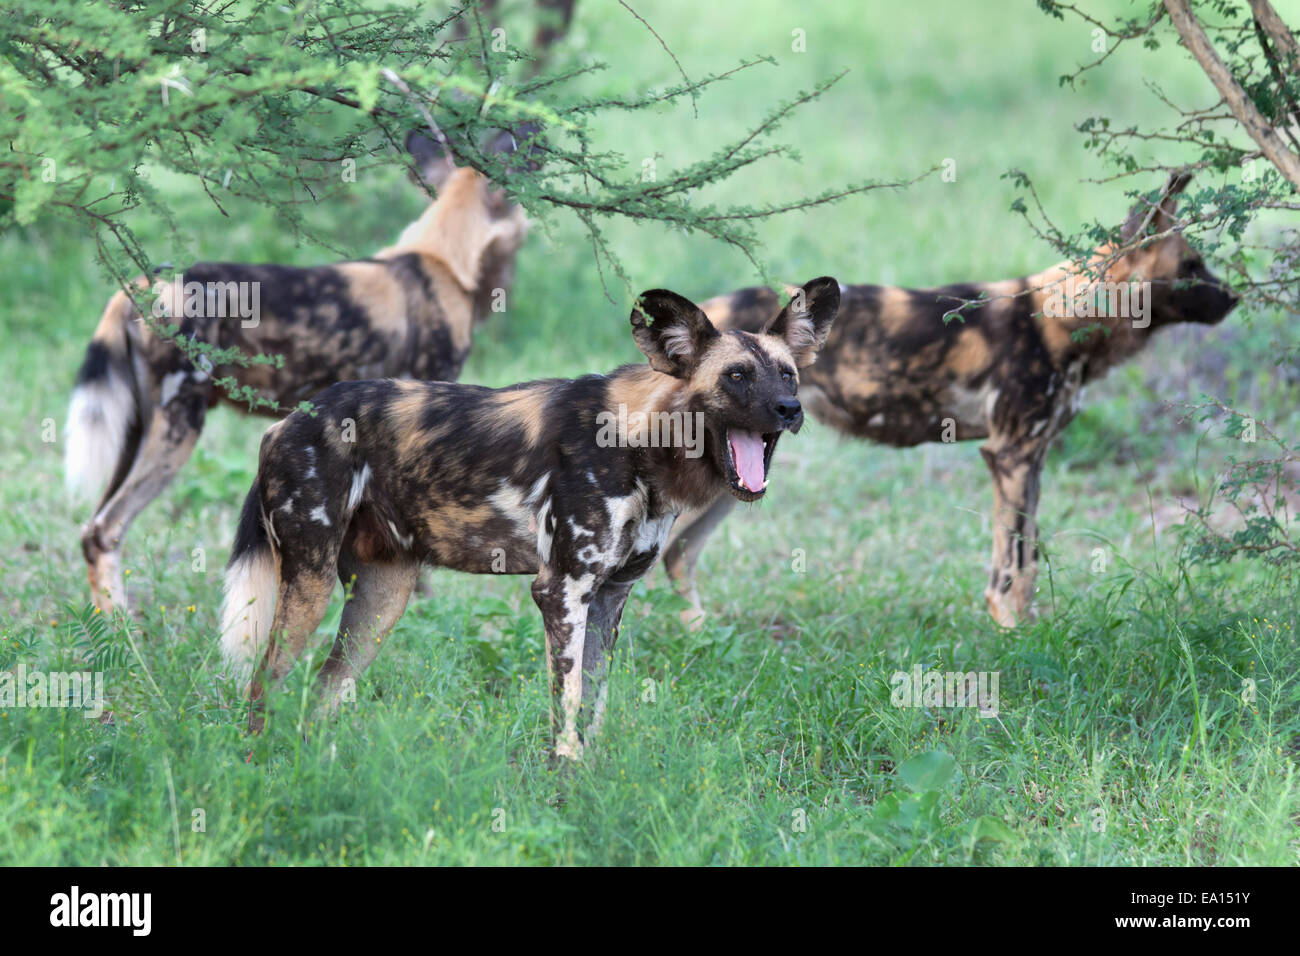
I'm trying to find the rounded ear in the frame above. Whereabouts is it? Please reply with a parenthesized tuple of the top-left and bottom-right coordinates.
(630, 289, 720, 378)
(483, 122, 545, 174)
(1121, 170, 1192, 242)
(404, 130, 457, 192)
(478, 124, 544, 215)
(1164, 170, 1193, 197)
(763, 276, 840, 367)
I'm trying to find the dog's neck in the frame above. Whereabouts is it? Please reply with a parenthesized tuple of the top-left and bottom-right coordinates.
(374, 169, 525, 328)
(1025, 252, 1152, 381)
(469, 241, 519, 325)
(604, 364, 725, 513)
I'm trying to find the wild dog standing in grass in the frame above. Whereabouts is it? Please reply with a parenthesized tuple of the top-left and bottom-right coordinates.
(665, 173, 1239, 627)
(65, 127, 537, 614)
(219, 278, 839, 759)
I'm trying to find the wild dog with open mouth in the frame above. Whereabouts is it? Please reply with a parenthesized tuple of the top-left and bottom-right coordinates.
(65, 127, 535, 614)
(664, 173, 1239, 627)
(218, 278, 839, 758)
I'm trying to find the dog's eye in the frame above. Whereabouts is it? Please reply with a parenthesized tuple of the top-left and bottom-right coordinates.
(728, 370, 745, 382)
(781, 370, 794, 383)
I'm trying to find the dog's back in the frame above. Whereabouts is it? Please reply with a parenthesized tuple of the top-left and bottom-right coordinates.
(65, 131, 533, 614)
(701, 280, 1034, 446)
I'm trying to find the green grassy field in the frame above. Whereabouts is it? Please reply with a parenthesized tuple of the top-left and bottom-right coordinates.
(1, 0, 1297, 865)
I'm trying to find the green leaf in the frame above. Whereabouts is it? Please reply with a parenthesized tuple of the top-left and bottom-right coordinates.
(872, 792, 901, 822)
(473, 597, 517, 620)
(897, 790, 942, 829)
(349, 63, 381, 113)
(12, 174, 55, 225)
(965, 815, 1017, 843)
(898, 750, 957, 793)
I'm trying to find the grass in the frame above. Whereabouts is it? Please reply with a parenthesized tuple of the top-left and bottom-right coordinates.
(1, 0, 1297, 865)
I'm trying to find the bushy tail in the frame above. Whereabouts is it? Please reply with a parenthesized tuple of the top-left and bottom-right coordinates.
(219, 482, 277, 681)
(65, 289, 142, 503)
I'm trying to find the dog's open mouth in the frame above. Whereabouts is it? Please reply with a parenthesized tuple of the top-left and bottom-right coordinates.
(725, 429, 778, 501)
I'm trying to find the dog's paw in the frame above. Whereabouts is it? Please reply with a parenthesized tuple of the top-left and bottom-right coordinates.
(679, 605, 706, 632)
(985, 588, 1036, 629)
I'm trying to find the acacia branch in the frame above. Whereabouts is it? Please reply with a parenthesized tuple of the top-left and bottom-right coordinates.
(617, 0, 697, 119)
(1247, 0, 1300, 65)
(1249, 0, 1300, 150)
(1163, 0, 1300, 188)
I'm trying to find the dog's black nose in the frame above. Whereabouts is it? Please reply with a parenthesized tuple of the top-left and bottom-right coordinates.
(773, 397, 801, 425)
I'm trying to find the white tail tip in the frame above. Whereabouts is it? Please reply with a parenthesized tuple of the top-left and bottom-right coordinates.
(219, 548, 277, 683)
(65, 377, 134, 502)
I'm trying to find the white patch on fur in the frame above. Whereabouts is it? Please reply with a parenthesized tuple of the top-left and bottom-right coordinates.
(310, 504, 331, 526)
(524, 474, 549, 508)
(489, 480, 525, 517)
(946, 380, 997, 431)
(606, 482, 648, 531)
(553, 572, 595, 760)
(632, 513, 675, 555)
(1065, 360, 1087, 415)
(984, 387, 1001, 420)
(64, 371, 135, 502)
(575, 486, 650, 567)
(347, 463, 371, 513)
(159, 370, 188, 407)
(489, 478, 546, 541)
(219, 548, 278, 681)
(536, 497, 554, 564)
(386, 520, 414, 550)
(575, 542, 604, 565)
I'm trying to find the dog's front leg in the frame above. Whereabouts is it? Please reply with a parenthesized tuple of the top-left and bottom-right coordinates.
(581, 580, 635, 741)
(531, 570, 592, 761)
(661, 494, 733, 630)
(980, 437, 1049, 628)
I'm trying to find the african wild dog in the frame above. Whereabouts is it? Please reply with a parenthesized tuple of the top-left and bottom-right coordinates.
(65, 127, 536, 614)
(218, 278, 839, 758)
(664, 173, 1238, 627)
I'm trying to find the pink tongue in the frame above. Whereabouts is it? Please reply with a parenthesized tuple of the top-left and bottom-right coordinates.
(729, 430, 767, 491)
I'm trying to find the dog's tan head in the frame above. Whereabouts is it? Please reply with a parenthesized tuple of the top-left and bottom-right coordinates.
(1109, 172, 1239, 328)
(631, 277, 839, 501)
(391, 126, 538, 317)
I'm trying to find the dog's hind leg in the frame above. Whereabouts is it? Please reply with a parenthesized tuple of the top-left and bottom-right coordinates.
(980, 434, 1049, 628)
(247, 560, 338, 734)
(661, 494, 734, 629)
(314, 551, 421, 719)
(80, 373, 211, 612)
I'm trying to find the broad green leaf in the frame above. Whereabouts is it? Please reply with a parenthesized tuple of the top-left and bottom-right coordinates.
(898, 750, 957, 793)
